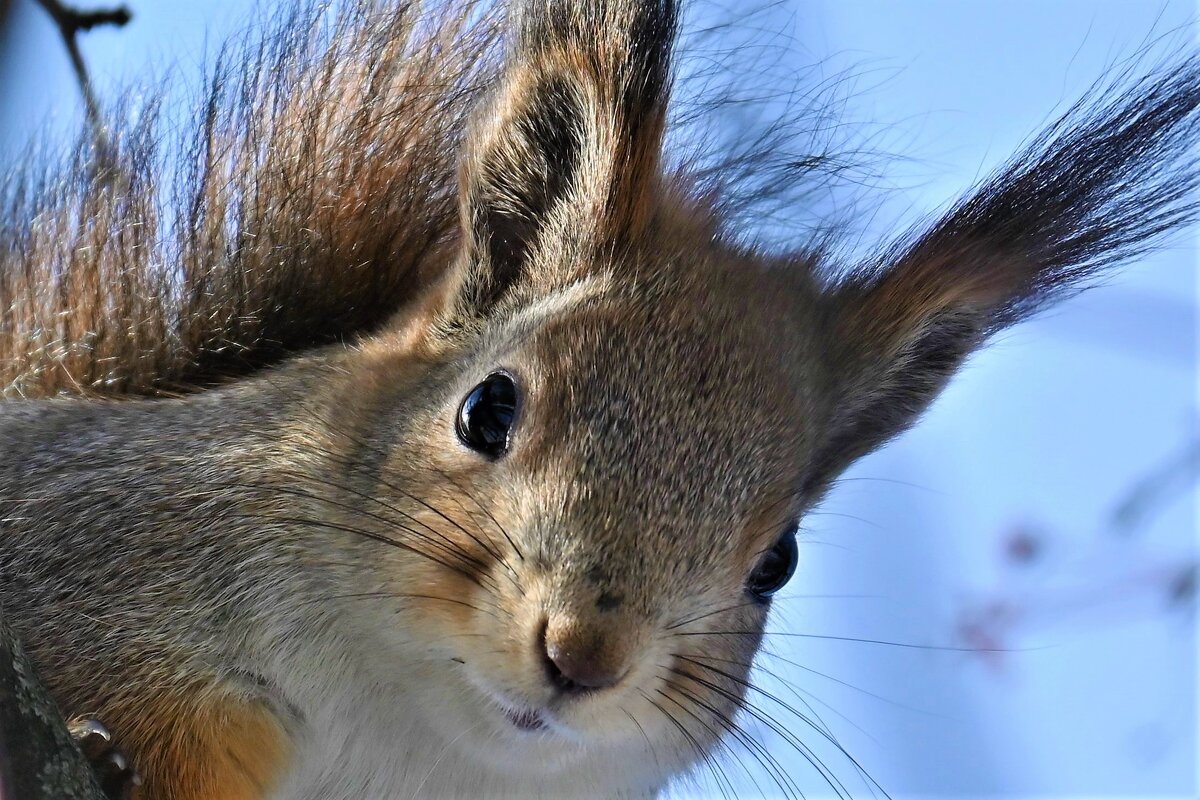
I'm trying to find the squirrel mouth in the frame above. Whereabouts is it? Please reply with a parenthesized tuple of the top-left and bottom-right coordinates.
(504, 706, 547, 732)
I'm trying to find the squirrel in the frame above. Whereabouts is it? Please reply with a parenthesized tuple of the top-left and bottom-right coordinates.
(0, 0, 1197, 798)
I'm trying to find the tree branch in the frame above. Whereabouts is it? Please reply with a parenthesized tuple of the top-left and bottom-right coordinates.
(32, 0, 132, 162)
(0, 609, 106, 800)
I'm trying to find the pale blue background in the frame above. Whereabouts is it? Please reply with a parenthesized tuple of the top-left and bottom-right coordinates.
(1, 1, 1195, 798)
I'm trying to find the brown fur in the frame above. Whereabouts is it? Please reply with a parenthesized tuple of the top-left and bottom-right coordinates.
(119, 691, 290, 800)
(0, 1, 500, 398)
(0, 1, 1197, 798)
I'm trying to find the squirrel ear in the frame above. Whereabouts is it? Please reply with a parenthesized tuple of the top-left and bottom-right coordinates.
(450, 0, 678, 316)
(805, 60, 1200, 491)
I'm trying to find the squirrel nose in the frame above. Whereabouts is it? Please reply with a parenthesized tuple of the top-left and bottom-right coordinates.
(540, 618, 629, 693)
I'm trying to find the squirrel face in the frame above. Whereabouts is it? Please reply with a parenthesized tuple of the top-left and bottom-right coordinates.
(349, 254, 822, 780)
(310, 6, 825, 775)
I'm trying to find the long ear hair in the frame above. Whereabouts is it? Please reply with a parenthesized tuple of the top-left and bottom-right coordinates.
(804, 57, 1200, 489)
(443, 0, 678, 320)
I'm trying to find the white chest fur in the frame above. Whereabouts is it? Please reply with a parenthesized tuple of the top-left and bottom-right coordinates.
(261, 628, 666, 800)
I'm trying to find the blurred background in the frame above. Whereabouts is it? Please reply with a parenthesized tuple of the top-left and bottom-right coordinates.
(1, 1, 1194, 798)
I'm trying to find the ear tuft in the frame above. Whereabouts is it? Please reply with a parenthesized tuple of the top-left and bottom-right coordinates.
(806, 56, 1200, 488)
(470, 76, 586, 309)
(451, 0, 679, 318)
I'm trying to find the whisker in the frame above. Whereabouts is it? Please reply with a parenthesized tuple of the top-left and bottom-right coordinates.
(773, 593, 883, 602)
(669, 661, 853, 800)
(745, 490, 802, 544)
(284, 400, 527, 581)
(676, 629, 1015, 653)
(667, 599, 762, 631)
(618, 703, 663, 776)
(219, 477, 501, 584)
(658, 674, 801, 800)
(827, 475, 942, 494)
(638, 688, 736, 800)
(680, 654, 890, 800)
(300, 591, 506, 624)
(657, 687, 778, 800)
(273, 467, 499, 563)
(802, 510, 884, 531)
(222, 511, 490, 591)
(681, 653, 840, 744)
(646, 688, 740, 800)
(689, 652, 878, 745)
(754, 649, 949, 719)
(430, 465, 525, 563)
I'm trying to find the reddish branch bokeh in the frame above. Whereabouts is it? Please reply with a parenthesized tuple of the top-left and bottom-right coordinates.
(956, 437, 1198, 671)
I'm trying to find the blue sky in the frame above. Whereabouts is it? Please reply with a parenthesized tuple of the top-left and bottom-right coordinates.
(2, 1, 1195, 798)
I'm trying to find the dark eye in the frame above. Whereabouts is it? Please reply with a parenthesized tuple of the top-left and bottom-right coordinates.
(747, 528, 798, 601)
(456, 372, 518, 457)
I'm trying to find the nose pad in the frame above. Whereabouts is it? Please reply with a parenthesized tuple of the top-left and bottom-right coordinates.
(539, 617, 630, 694)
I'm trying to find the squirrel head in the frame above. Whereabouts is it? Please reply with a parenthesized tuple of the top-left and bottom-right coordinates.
(289, 0, 1198, 790)
(313, 4, 814, 782)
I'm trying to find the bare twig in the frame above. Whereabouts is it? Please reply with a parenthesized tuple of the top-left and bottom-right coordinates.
(1112, 438, 1200, 533)
(32, 0, 132, 162)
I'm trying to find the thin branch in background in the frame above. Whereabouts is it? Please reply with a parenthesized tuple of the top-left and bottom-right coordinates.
(32, 0, 131, 164)
(1111, 437, 1200, 533)
(955, 433, 1200, 668)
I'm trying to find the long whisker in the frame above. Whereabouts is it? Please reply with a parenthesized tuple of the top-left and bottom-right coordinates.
(210, 383, 530, 599)
(680, 653, 889, 799)
(272, 467, 498, 562)
(280, 429, 525, 585)
(802, 510, 884, 530)
(638, 688, 736, 800)
(658, 673, 801, 800)
(641, 688, 738, 800)
(753, 649, 950, 719)
(675, 629, 1014, 653)
(670, 661, 851, 800)
(208, 479, 505, 597)
(298, 591, 506, 624)
(655, 685, 774, 800)
(688, 652, 877, 744)
(217, 477, 500, 583)
(667, 592, 884, 634)
(826, 475, 941, 494)
(618, 703, 663, 776)
(682, 652, 840, 743)
(667, 599, 762, 631)
(429, 465, 525, 563)
(222, 511, 489, 591)
(745, 490, 802, 544)
(302, 468, 526, 595)
(408, 719, 485, 800)
(283, 399, 527, 578)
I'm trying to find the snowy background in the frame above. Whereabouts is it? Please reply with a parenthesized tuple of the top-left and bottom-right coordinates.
(1, 1, 1194, 798)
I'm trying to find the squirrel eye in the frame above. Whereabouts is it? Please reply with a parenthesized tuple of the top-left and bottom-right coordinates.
(456, 372, 518, 457)
(747, 528, 798, 601)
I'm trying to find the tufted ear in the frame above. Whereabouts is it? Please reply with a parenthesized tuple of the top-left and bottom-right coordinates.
(448, 0, 678, 317)
(806, 60, 1200, 491)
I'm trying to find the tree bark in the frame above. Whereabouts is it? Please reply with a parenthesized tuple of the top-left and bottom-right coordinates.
(0, 609, 104, 800)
